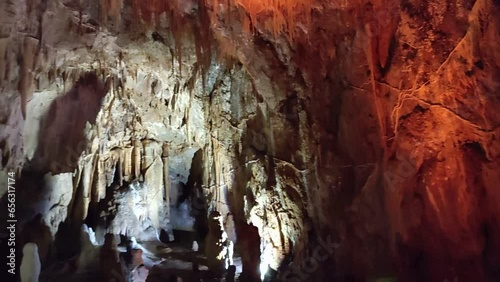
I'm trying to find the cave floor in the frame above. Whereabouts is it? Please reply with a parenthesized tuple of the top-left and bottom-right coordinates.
(39, 239, 242, 282)
(142, 241, 243, 282)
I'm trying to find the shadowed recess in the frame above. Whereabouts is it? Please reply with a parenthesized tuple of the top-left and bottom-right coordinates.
(32, 72, 108, 174)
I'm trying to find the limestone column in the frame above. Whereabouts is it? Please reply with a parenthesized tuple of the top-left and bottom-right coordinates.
(143, 141, 163, 234)
(116, 149, 123, 186)
(97, 158, 106, 201)
(162, 144, 170, 217)
(124, 146, 133, 182)
(132, 139, 142, 179)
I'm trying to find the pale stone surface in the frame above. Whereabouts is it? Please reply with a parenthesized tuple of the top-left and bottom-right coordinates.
(40, 173, 74, 237)
(20, 243, 41, 282)
(77, 224, 100, 273)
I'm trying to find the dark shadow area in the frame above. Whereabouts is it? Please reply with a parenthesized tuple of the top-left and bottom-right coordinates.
(30, 72, 108, 174)
(84, 182, 121, 239)
(237, 222, 261, 282)
(185, 149, 209, 241)
(16, 213, 54, 277)
(51, 167, 91, 263)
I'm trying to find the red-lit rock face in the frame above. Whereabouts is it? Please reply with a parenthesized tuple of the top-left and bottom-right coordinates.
(209, 0, 500, 280)
(1, 0, 499, 281)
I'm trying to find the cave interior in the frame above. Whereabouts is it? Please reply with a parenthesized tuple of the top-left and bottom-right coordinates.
(0, 0, 500, 282)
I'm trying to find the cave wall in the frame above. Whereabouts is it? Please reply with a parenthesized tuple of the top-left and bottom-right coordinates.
(206, 0, 500, 280)
(0, 0, 499, 281)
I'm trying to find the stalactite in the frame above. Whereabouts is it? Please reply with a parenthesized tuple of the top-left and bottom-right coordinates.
(83, 156, 96, 199)
(124, 146, 133, 182)
(19, 36, 39, 119)
(81, 157, 95, 220)
(361, 3, 388, 160)
(97, 158, 107, 200)
(106, 152, 118, 187)
(96, 0, 314, 80)
(133, 139, 142, 179)
(72, 166, 84, 219)
(225, 0, 313, 40)
(99, 0, 108, 26)
(122, 0, 215, 78)
(109, 0, 122, 26)
(99, 0, 123, 26)
(90, 156, 99, 203)
(194, 0, 213, 85)
(140, 140, 149, 170)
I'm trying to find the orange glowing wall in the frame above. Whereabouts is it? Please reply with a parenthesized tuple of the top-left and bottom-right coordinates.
(100, 0, 314, 39)
(229, 0, 313, 38)
(98, 0, 315, 77)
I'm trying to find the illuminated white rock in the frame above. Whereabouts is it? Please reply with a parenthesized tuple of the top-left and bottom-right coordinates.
(20, 243, 41, 282)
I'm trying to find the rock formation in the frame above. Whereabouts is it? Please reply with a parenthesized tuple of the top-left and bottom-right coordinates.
(99, 233, 125, 282)
(1, 0, 499, 281)
(20, 243, 41, 282)
(130, 249, 149, 282)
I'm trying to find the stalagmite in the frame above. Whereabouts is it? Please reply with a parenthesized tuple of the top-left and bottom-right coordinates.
(73, 165, 83, 195)
(192, 241, 199, 252)
(90, 158, 99, 203)
(20, 243, 41, 282)
(78, 225, 99, 272)
(99, 234, 124, 282)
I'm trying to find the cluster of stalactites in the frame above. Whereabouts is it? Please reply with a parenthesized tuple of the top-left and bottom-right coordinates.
(97, 0, 315, 89)
(98, 0, 213, 77)
(98, 0, 315, 56)
(219, 0, 314, 40)
(74, 139, 170, 222)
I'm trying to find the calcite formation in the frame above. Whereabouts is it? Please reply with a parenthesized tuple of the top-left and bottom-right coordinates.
(20, 243, 41, 282)
(1, 0, 499, 281)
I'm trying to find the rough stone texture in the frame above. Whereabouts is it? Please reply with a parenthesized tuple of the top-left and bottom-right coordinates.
(1, 0, 499, 281)
(205, 211, 230, 275)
